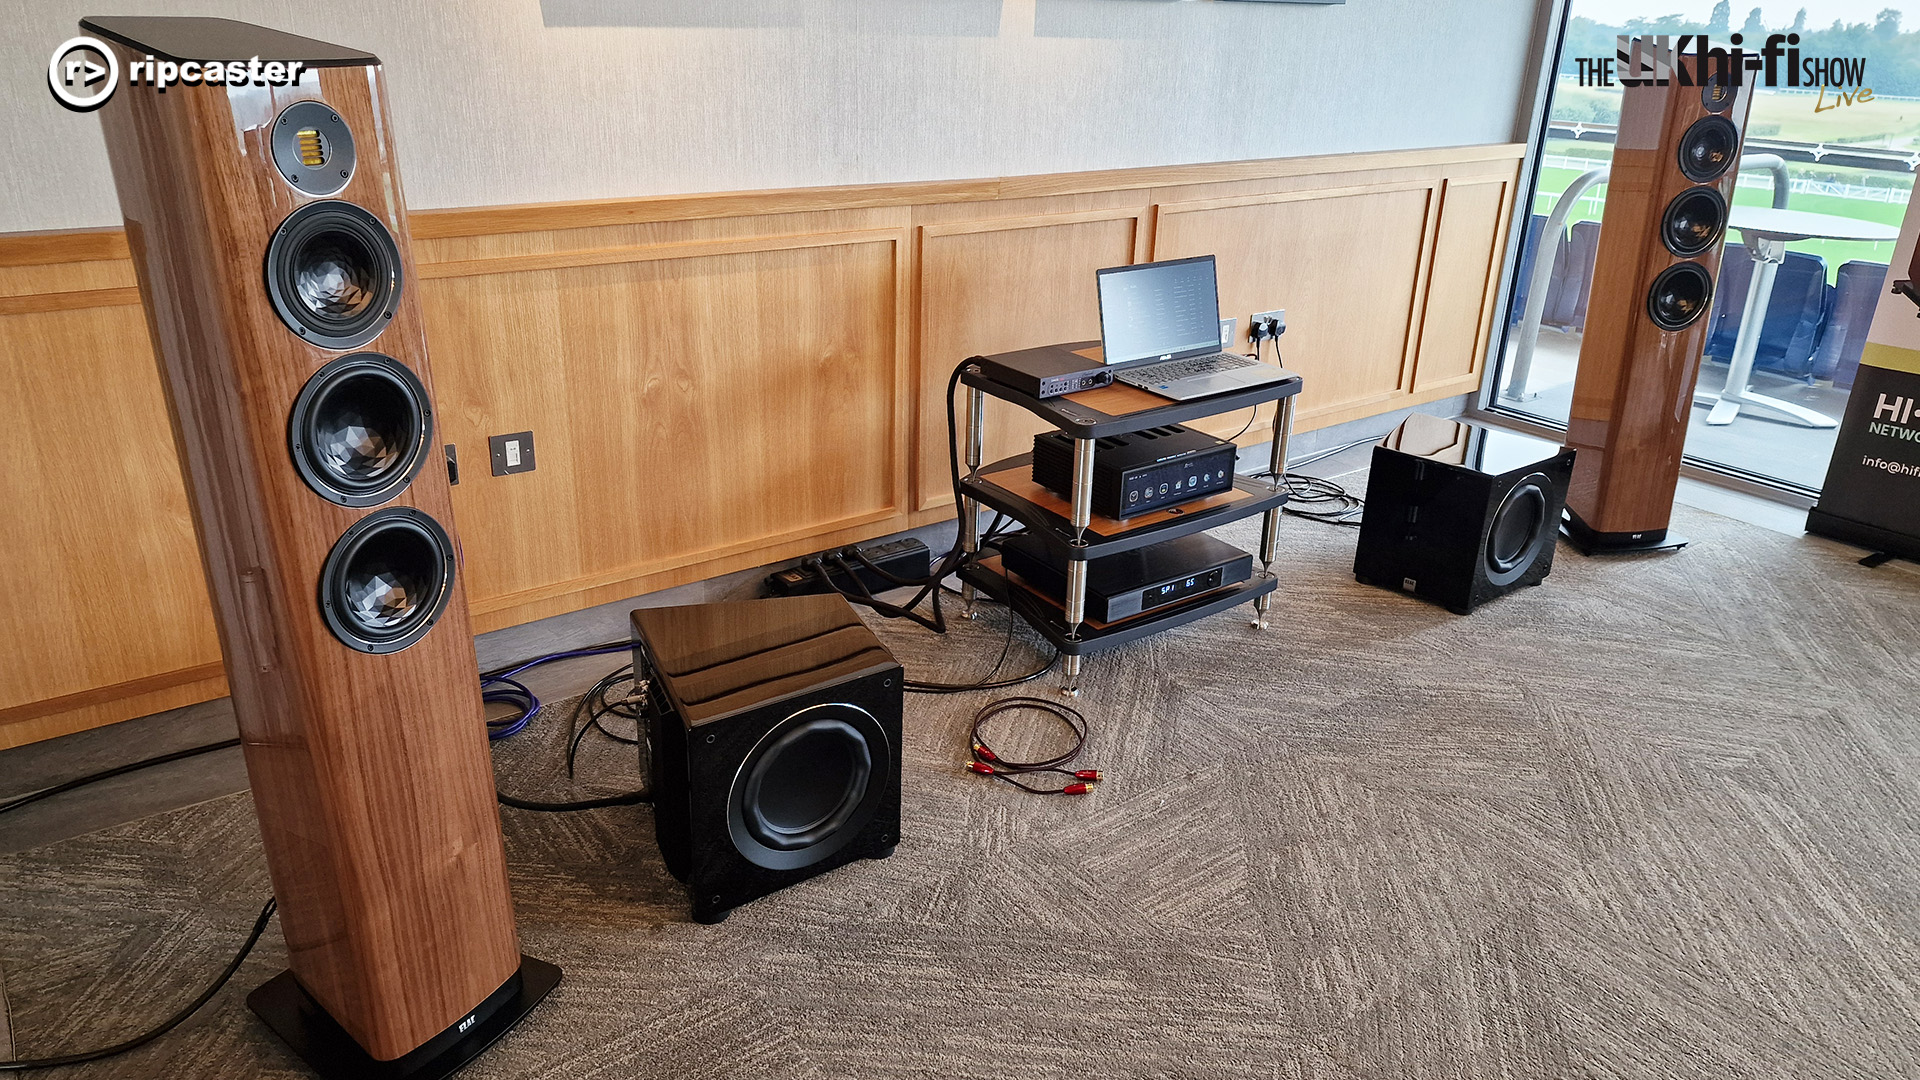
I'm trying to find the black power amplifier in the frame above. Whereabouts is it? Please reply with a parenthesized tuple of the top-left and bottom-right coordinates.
(1032, 424, 1238, 519)
(766, 538, 932, 598)
(998, 533, 1253, 623)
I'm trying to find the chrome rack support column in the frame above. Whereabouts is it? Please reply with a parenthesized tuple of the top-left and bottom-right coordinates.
(960, 382, 986, 618)
(1252, 395, 1294, 630)
(1062, 435, 1096, 695)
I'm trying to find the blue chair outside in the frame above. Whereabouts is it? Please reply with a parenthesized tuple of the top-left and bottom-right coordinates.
(1814, 260, 1887, 390)
(1508, 214, 1550, 327)
(1704, 242, 1751, 364)
(1751, 251, 1829, 380)
(1544, 220, 1601, 331)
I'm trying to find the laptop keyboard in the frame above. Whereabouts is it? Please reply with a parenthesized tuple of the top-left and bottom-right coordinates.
(1118, 352, 1259, 387)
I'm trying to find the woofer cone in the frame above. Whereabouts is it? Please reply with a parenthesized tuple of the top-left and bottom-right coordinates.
(265, 201, 402, 350)
(1486, 475, 1553, 586)
(289, 353, 431, 507)
(728, 703, 889, 872)
(1661, 187, 1728, 257)
(1677, 115, 1740, 183)
(1647, 261, 1714, 331)
(319, 508, 455, 654)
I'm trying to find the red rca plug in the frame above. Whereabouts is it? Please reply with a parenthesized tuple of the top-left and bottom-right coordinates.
(1063, 781, 1096, 795)
(1073, 770, 1102, 781)
(966, 761, 997, 776)
(973, 744, 1000, 762)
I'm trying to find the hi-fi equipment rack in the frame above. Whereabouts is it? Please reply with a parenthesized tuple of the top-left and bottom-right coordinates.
(956, 341, 1304, 694)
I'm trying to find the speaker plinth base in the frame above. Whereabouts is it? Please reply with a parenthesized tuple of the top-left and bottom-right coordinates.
(248, 956, 561, 1080)
(1560, 510, 1688, 556)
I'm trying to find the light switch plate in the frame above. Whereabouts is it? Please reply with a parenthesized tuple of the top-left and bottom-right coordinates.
(488, 431, 536, 477)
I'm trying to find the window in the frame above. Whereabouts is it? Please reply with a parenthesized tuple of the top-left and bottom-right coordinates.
(1490, 1, 1912, 493)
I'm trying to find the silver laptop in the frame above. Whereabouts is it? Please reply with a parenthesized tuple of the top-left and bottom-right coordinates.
(1097, 255, 1290, 401)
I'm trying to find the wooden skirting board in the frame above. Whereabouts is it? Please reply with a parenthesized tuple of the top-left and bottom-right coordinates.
(0, 143, 1521, 747)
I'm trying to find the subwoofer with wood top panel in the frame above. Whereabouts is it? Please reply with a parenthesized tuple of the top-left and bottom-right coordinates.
(1562, 43, 1754, 554)
(85, 16, 556, 1080)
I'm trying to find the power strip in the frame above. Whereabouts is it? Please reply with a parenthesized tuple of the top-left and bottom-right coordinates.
(765, 538, 933, 598)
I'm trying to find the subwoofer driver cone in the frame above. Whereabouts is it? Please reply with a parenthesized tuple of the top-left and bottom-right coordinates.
(1647, 261, 1714, 332)
(1485, 474, 1554, 587)
(727, 703, 890, 872)
(319, 508, 456, 654)
(289, 353, 432, 507)
(265, 200, 402, 350)
(1661, 186, 1728, 257)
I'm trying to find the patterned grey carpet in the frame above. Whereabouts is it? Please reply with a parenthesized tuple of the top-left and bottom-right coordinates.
(3, 495, 1919, 1079)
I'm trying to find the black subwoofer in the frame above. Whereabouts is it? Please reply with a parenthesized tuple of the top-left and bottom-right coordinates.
(1354, 415, 1576, 615)
(1647, 261, 1714, 331)
(319, 507, 456, 653)
(265, 200, 402, 350)
(633, 594, 902, 924)
(289, 352, 431, 506)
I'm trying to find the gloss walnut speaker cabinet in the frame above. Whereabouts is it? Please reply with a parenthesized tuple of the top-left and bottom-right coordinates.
(85, 17, 556, 1080)
(1563, 42, 1754, 554)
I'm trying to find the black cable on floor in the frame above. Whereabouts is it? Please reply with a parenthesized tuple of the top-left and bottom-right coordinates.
(0, 738, 242, 818)
(0, 896, 277, 1071)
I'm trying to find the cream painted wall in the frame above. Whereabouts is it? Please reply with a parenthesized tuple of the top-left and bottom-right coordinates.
(0, 0, 1544, 233)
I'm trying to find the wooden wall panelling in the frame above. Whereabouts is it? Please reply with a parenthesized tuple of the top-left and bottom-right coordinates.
(914, 208, 1143, 511)
(0, 296, 225, 747)
(1410, 174, 1516, 396)
(1151, 181, 1441, 435)
(420, 229, 911, 628)
(0, 145, 1524, 745)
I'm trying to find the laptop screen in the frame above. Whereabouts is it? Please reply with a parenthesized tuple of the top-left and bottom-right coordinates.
(1096, 256, 1222, 366)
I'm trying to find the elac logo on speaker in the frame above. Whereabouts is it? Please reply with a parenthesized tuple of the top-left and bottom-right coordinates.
(48, 36, 308, 113)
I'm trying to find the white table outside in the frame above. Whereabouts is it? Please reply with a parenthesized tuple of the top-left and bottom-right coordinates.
(1700, 205, 1899, 428)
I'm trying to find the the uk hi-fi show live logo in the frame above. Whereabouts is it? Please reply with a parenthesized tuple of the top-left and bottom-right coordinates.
(1574, 34, 1868, 91)
(47, 36, 308, 112)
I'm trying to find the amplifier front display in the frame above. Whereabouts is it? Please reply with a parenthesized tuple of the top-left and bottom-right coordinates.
(997, 533, 1254, 623)
(1032, 425, 1238, 520)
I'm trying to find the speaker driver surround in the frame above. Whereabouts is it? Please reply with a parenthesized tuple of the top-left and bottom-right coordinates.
(1677, 115, 1740, 182)
(727, 702, 890, 872)
(289, 353, 431, 507)
(1647, 261, 1714, 331)
(1485, 474, 1553, 586)
(1661, 187, 1728, 257)
(319, 507, 456, 654)
(265, 200, 402, 350)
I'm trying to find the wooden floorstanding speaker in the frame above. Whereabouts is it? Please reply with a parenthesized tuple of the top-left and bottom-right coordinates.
(84, 17, 557, 1078)
(1562, 40, 1754, 554)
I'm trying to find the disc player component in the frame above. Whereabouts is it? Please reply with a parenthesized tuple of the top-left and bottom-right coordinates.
(85, 14, 555, 1076)
(972, 342, 1115, 399)
(632, 594, 902, 925)
(1032, 424, 1237, 520)
(1354, 415, 1575, 615)
(997, 532, 1254, 623)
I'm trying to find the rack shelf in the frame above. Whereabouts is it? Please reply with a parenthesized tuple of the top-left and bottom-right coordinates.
(959, 341, 1303, 440)
(962, 556, 1279, 657)
(956, 344, 1304, 694)
(963, 454, 1288, 560)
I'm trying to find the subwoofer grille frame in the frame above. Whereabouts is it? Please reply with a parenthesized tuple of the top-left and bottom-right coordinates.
(318, 507, 457, 654)
(288, 352, 433, 507)
(265, 200, 403, 351)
